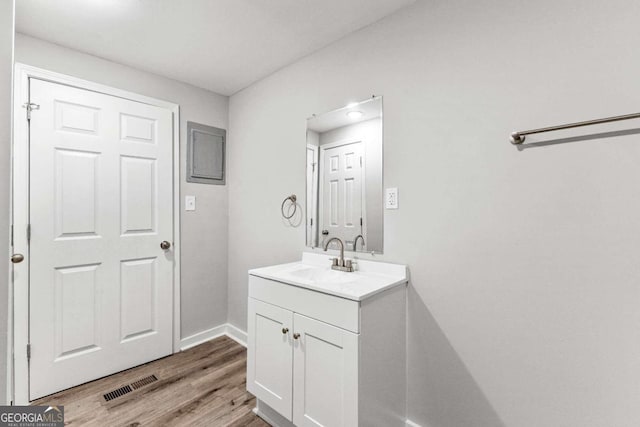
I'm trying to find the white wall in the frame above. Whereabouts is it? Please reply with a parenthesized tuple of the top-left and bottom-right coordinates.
(319, 118, 383, 251)
(228, 0, 640, 426)
(0, 0, 14, 405)
(15, 34, 229, 339)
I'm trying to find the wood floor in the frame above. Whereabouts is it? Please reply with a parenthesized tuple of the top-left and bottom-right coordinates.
(32, 336, 270, 427)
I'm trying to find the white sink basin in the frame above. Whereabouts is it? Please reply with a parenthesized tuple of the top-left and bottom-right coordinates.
(249, 253, 407, 301)
(288, 266, 355, 285)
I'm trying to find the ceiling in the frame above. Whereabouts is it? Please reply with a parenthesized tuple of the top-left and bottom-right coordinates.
(16, 0, 415, 96)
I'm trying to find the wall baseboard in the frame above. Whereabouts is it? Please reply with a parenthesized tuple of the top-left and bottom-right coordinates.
(179, 323, 247, 351)
(406, 420, 422, 427)
(179, 324, 228, 351)
(225, 323, 248, 347)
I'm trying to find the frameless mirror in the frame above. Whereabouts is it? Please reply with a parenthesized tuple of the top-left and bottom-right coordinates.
(306, 96, 383, 253)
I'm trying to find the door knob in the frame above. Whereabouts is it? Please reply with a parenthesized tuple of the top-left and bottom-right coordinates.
(293, 333, 300, 340)
(11, 254, 24, 264)
(160, 241, 171, 250)
(282, 327, 289, 334)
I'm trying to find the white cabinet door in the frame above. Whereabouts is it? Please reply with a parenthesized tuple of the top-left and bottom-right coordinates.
(247, 299, 294, 420)
(28, 79, 174, 400)
(293, 314, 358, 427)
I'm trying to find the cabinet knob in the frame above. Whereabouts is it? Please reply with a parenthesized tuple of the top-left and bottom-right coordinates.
(293, 333, 300, 340)
(282, 327, 289, 334)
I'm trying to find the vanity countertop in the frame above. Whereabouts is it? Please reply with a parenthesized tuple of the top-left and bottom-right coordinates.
(249, 252, 407, 301)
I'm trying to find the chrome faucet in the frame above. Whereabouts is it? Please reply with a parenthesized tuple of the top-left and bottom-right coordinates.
(353, 234, 365, 250)
(323, 237, 353, 272)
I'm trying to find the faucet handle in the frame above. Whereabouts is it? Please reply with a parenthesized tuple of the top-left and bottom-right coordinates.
(331, 258, 339, 267)
(345, 259, 352, 269)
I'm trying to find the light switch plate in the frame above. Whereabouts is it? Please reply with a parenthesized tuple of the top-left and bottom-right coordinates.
(385, 188, 398, 209)
(185, 195, 196, 211)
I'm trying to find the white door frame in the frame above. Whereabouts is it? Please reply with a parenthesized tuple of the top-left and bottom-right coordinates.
(9, 63, 181, 405)
(305, 144, 319, 247)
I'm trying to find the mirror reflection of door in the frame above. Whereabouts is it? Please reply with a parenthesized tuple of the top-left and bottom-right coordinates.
(319, 140, 365, 251)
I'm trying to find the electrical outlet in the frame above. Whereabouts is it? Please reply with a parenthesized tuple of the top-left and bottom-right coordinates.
(385, 188, 398, 209)
(185, 195, 196, 211)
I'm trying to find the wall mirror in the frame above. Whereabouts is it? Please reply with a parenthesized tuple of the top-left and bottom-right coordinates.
(306, 96, 383, 253)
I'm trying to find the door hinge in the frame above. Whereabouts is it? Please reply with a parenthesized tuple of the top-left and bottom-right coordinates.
(26, 344, 31, 361)
(360, 157, 362, 167)
(310, 218, 313, 226)
(27, 224, 31, 242)
(23, 102, 40, 120)
(10, 225, 13, 246)
(360, 217, 363, 226)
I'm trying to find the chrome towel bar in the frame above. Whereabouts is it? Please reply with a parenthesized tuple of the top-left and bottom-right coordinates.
(510, 112, 640, 145)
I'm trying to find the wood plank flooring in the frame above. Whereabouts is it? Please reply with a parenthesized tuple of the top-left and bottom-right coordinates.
(32, 336, 270, 427)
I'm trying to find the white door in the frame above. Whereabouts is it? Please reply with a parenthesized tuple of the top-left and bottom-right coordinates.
(293, 314, 358, 427)
(247, 299, 294, 420)
(319, 141, 364, 249)
(28, 79, 174, 400)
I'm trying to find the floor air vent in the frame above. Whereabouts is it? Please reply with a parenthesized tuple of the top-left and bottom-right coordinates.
(103, 385, 133, 401)
(131, 374, 158, 390)
(103, 374, 159, 401)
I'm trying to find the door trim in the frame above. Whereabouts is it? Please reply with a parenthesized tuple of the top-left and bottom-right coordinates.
(305, 144, 319, 247)
(10, 63, 181, 404)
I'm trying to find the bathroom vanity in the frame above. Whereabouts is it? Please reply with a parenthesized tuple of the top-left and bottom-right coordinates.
(247, 253, 408, 427)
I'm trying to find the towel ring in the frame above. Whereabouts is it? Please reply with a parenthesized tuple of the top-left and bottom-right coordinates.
(281, 194, 297, 219)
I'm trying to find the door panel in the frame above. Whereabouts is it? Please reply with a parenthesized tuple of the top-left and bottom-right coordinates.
(28, 78, 174, 400)
(120, 156, 157, 234)
(247, 298, 294, 420)
(54, 263, 101, 359)
(54, 100, 99, 135)
(120, 257, 157, 341)
(54, 149, 99, 238)
(120, 113, 156, 143)
(293, 314, 358, 427)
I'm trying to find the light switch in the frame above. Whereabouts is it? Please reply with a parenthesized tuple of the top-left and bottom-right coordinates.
(385, 188, 398, 209)
(185, 195, 196, 211)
